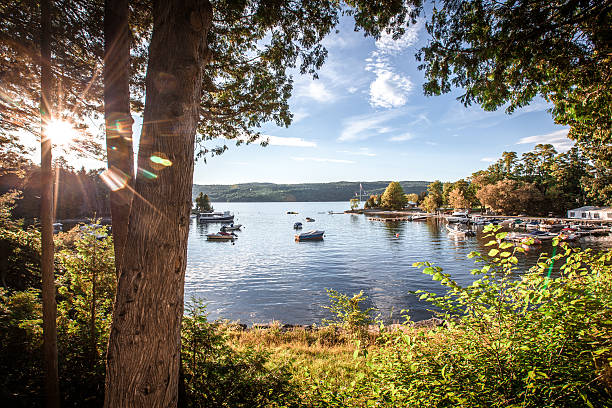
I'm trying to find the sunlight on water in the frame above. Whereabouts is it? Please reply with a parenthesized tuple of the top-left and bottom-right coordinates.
(185, 202, 611, 324)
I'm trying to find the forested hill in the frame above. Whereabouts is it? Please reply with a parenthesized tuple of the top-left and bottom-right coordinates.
(192, 181, 429, 202)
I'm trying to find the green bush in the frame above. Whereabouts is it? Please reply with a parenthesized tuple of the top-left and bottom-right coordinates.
(323, 225, 612, 407)
(180, 299, 296, 408)
(323, 289, 375, 342)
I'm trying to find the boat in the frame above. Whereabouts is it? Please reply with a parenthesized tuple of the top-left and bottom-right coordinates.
(198, 211, 234, 223)
(446, 224, 475, 236)
(305, 217, 315, 222)
(446, 210, 470, 223)
(220, 223, 242, 231)
(295, 230, 324, 241)
(52, 222, 63, 233)
(410, 214, 429, 221)
(293, 222, 303, 229)
(287, 211, 298, 214)
(206, 231, 237, 241)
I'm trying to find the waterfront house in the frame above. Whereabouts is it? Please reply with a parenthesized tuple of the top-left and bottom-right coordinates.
(567, 206, 612, 220)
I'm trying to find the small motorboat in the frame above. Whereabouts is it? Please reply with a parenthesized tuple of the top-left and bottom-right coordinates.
(293, 222, 303, 229)
(295, 230, 324, 241)
(206, 231, 237, 241)
(221, 223, 242, 231)
(446, 224, 475, 236)
(410, 214, 429, 221)
(199, 211, 234, 223)
(287, 211, 299, 214)
(305, 217, 315, 222)
(446, 211, 470, 223)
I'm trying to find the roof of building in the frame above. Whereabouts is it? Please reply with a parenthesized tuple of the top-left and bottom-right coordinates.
(568, 206, 612, 212)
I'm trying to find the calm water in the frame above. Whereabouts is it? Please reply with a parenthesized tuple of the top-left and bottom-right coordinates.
(185, 202, 611, 324)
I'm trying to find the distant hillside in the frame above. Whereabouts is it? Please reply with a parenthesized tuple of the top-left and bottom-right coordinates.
(192, 181, 430, 202)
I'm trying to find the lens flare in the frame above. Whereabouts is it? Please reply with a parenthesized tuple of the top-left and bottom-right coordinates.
(138, 167, 158, 179)
(100, 167, 129, 191)
(150, 153, 172, 170)
(45, 119, 77, 146)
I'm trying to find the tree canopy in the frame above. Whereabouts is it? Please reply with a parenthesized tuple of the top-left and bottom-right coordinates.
(417, 0, 612, 165)
(381, 181, 407, 210)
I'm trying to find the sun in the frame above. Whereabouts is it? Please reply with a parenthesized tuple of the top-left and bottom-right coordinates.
(45, 119, 78, 146)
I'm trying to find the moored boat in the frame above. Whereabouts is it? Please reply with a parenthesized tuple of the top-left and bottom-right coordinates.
(446, 210, 470, 223)
(198, 211, 234, 223)
(446, 224, 475, 236)
(295, 230, 324, 241)
(206, 231, 237, 241)
(221, 223, 242, 231)
(305, 217, 315, 222)
(293, 222, 303, 229)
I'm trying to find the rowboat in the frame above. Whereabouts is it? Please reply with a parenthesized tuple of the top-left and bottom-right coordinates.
(295, 230, 324, 241)
(206, 231, 237, 241)
(221, 223, 242, 231)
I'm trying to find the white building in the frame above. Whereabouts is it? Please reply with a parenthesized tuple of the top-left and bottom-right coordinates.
(567, 206, 612, 220)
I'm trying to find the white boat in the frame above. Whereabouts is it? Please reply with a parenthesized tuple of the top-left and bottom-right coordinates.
(446, 224, 475, 236)
(410, 214, 429, 221)
(446, 210, 470, 223)
(198, 211, 234, 223)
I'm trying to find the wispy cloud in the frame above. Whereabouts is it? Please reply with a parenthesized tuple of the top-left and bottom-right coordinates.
(480, 157, 496, 162)
(338, 110, 405, 142)
(300, 82, 335, 103)
(388, 133, 413, 142)
(338, 147, 377, 157)
(364, 19, 423, 109)
(291, 156, 355, 164)
(291, 110, 310, 123)
(516, 128, 572, 151)
(266, 135, 317, 148)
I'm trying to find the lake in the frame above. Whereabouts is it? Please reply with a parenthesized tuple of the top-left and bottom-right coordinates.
(185, 201, 611, 324)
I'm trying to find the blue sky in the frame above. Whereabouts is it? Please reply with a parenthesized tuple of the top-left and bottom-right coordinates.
(193, 15, 571, 185)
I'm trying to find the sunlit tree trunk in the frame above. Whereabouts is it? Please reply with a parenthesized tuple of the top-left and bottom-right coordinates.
(40, 0, 60, 406)
(103, 0, 212, 405)
(103, 0, 134, 274)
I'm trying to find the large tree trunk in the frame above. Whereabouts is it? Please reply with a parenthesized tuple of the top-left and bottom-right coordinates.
(103, 0, 134, 273)
(103, 0, 212, 406)
(40, 0, 60, 406)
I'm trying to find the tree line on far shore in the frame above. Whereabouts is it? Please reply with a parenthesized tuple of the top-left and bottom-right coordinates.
(364, 143, 609, 216)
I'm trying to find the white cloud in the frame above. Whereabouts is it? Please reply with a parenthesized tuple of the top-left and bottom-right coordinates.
(338, 110, 404, 142)
(265, 135, 317, 148)
(291, 156, 355, 164)
(347, 86, 359, 94)
(362, 20, 423, 108)
(367, 62, 413, 108)
(304, 82, 334, 102)
(375, 19, 423, 54)
(292, 110, 310, 123)
(338, 148, 377, 157)
(517, 128, 573, 151)
(388, 133, 413, 142)
(480, 157, 496, 162)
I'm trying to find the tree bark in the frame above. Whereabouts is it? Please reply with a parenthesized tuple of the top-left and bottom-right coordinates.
(40, 0, 60, 406)
(103, 0, 212, 406)
(103, 0, 134, 274)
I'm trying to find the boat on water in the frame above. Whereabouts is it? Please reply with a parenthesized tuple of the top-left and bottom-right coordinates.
(411, 214, 429, 221)
(287, 211, 299, 214)
(198, 211, 234, 223)
(446, 224, 475, 236)
(295, 230, 324, 241)
(446, 210, 470, 223)
(293, 222, 303, 229)
(305, 217, 315, 222)
(206, 231, 237, 241)
(52, 222, 63, 234)
(221, 223, 242, 231)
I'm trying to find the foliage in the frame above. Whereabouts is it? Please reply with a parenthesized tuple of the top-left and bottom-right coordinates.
(417, 0, 612, 166)
(194, 192, 213, 213)
(349, 198, 359, 210)
(323, 289, 374, 342)
(0, 191, 40, 290)
(380, 181, 407, 210)
(448, 188, 470, 210)
(364, 194, 382, 209)
(180, 299, 295, 408)
(405, 193, 418, 204)
(476, 179, 544, 215)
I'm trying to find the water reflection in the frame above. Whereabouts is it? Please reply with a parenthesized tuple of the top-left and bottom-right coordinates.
(185, 202, 611, 325)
